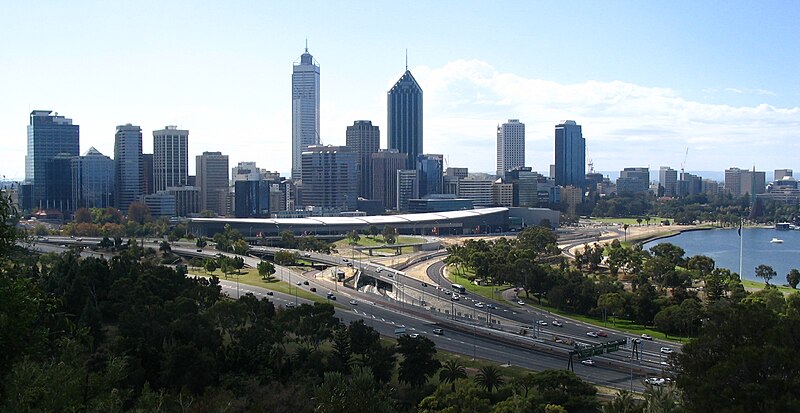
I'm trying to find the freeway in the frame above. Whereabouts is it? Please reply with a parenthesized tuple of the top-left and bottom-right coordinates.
(33, 236, 674, 388)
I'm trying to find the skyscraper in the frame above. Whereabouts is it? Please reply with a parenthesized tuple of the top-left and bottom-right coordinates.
(25, 110, 80, 210)
(345, 120, 380, 199)
(659, 166, 678, 197)
(387, 67, 423, 170)
(554, 120, 585, 188)
(301, 145, 357, 210)
(417, 154, 443, 197)
(114, 124, 143, 212)
(496, 119, 525, 176)
(196, 151, 229, 216)
(72, 147, 114, 209)
(153, 126, 189, 192)
(371, 149, 407, 211)
(396, 169, 419, 211)
(292, 45, 320, 179)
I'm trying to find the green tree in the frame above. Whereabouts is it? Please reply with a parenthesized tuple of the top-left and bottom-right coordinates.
(127, 201, 151, 224)
(367, 225, 379, 238)
(787, 269, 800, 289)
(601, 390, 641, 413)
(438, 359, 467, 392)
(74, 207, 92, 224)
(397, 335, 441, 387)
(382, 226, 397, 245)
(474, 365, 504, 394)
(315, 367, 396, 413)
(597, 292, 625, 325)
(204, 258, 218, 275)
(258, 260, 276, 281)
(158, 240, 172, 257)
(755, 264, 777, 285)
(274, 250, 299, 266)
(347, 230, 361, 246)
(232, 238, 250, 255)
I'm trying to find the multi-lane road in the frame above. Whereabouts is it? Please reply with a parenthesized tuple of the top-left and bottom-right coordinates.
(31, 236, 677, 391)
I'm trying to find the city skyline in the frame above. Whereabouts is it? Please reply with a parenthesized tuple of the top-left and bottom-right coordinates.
(2, 2, 799, 179)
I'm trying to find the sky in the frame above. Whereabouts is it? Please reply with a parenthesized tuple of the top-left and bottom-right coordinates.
(2, 1, 799, 180)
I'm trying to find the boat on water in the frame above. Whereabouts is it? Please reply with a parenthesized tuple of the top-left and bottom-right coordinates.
(770, 238, 784, 244)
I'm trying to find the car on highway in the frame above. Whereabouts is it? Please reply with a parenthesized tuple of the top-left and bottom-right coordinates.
(641, 334, 653, 340)
(421, 282, 428, 287)
(432, 328, 444, 335)
(303, 252, 311, 257)
(326, 292, 336, 300)
(196, 249, 202, 252)
(296, 282, 302, 286)
(587, 331, 599, 338)
(644, 377, 665, 386)
(310, 287, 316, 292)
(596, 331, 608, 337)
(266, 291, 273, 296)
(443, 290, 451, 295)
(537, 320, 548, 326)
(660, 347, 673, 354)
(475, 302, 484, 308)
(342, 258, 349, 262)
(376, 268, 383, 273)
(349, 299, 358, 305)
(581, 359, 595, 366)
(303, 280, 309, 285)
(451, 294, 460, 301)
(551, 320, 563, 327)
(486, 303, 497, 309)
(517, 300, 525, 305)
(286, 302, 296, 308)
(409, 333, 420, 338)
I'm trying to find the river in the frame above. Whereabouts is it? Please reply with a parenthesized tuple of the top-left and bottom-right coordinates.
(643, 227, 800, 283)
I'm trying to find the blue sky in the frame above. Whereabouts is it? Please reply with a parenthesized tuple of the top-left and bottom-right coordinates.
(2, 1, 799, 179)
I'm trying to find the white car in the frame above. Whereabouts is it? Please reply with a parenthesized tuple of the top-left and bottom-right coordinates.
(641, 334, 653, 340)
(408, 333, 420, 338)
(349, 299, 358, 305)
(432, 328, 444, 335)
(451, 294, 460, 301)
(551, 320, 563, 327)
(517, 300, 525, 305)
(474, 302, 484, 308)
(587, 331, 599, 338)
(644, 377, 665, 386)
(581, 359, 595, 366)
(660, 347, 673, 354)
(537, 320, 548, 326)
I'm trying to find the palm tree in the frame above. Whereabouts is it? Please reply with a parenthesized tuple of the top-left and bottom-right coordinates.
(643, 383, 682, 413)
(601, 390, 639, 413)
(474, 365, 504, 394)
(438, 359, 467, 392)
(623, 224, 629, 242)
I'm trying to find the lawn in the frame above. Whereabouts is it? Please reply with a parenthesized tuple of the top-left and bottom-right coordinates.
(334, 235, 420, 255)
(190, 267, 326, 303)
(588, 217, 669, 226)
(741, 279, 798, 295)
(513, 294, 685, 343)
(446, 267, 509, 302)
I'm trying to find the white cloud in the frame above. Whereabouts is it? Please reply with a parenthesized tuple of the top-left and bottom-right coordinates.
(404, 59, 800, 173)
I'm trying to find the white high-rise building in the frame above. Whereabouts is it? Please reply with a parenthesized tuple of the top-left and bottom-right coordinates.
(496, 119, 525, 176)
(292, 45, 320, 179)
(153, 126, 189, 192)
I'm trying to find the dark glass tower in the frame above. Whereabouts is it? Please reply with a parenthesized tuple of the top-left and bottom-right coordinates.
(387, 69, 423, 170)
(554, 120, 585, 188)
(345, 120, 380, 199)
(25, 110, 80, 210)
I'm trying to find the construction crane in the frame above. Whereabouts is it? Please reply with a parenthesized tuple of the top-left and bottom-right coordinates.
(680, 148, 689, 175)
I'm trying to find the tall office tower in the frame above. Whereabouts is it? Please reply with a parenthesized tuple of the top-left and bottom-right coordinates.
(142, 153, 154, 195)
(554, 120, 585, 188)
(678, 172, 703, 196)
(659, 166, 678, 197)
(492, 181, 514, 207)
(196, 151, 229, 216)
(617, 167, 650, 194)
(702, 179, 720, 195)
(417, 154, 444, 197)
(153, 126, 189, 192)
(114, 124, 143, 213)
(234, 180, 270, 218)
(371, 149, 408, 211)
(167, 186, 200, 217)
(292, 45, 321, 179)
(496, 119, 525, 176)
(345, 120, 380, 198)
(47, 154, 75, 211)
(25, 110, 80, 210)
(301, 145, 357, 210)
(396, 169, 419, 211)
(741, 168, 766, 198)
(387, 66, 423, 170)
(724, 167, 744, 196)
(72, 147, 114, 209)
